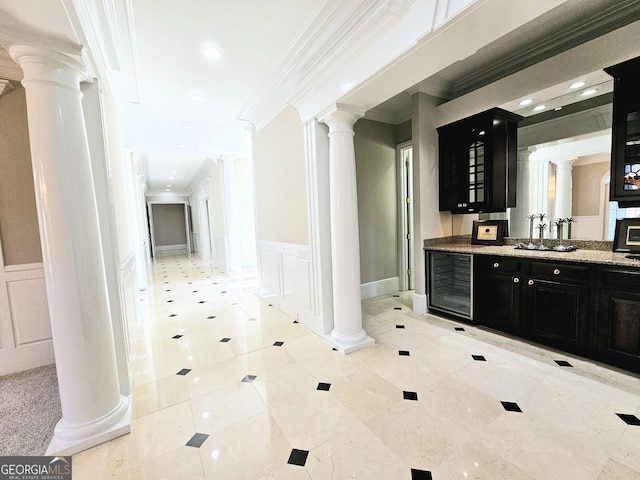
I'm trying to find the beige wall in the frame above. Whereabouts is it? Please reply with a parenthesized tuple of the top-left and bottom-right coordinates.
(0, 86, 42, 266)
(354, 118, 398, 284)
(572, 154, 610, 216)
(253, 106, 308, 245)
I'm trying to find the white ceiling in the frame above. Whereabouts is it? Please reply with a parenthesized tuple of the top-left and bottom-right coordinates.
(2, 0, 640, 197)
(123, 0, 322, 194)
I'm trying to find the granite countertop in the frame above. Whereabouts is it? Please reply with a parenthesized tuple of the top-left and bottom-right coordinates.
(424, 237, 640, 268)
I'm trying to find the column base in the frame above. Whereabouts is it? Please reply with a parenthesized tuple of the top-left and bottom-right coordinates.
(46, 394, 131, 456)
(413, 293, 427, 314)
(325, 329, 375, 354)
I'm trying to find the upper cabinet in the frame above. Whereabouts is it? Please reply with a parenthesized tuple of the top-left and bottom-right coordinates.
(605, 56, 640, 207)
(438, 108, 522, 214)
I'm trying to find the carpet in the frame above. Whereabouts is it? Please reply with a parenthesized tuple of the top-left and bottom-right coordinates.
(0, 364, 61, 456)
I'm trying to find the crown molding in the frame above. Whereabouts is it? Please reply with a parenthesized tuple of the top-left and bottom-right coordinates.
(453, 0, 640, 97)
(187, 157, 216, 194)
(238, 0, 416, 130)
(62, 0, 139, 102)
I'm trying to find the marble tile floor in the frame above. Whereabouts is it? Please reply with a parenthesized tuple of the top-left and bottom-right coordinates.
(72, 253, 640, 479)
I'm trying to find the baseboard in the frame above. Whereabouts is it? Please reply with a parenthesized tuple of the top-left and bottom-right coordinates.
(361, 277, 400, 299)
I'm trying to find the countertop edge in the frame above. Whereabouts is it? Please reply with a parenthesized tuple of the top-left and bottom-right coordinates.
(424, 243, 640, 268)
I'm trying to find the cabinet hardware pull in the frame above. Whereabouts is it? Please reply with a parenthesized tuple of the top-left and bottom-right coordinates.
(528, 280, 534, 286)
(514, 278, 520, 283)
(553, 269, 560, 275)
(493, 262, 499, 268)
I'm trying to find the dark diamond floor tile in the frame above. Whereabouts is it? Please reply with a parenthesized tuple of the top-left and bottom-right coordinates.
(399, 350, 410, 356)
(273, 341, 284, 347)
(555, 360, 573, 367)
(317, 382, 331, 391)
(169, 314, 178, 317)
(403, 391, 418, 401)
(472, 355, 486, 361)
(454, 327, 465, 331)
(411, 469, 433, 480)
(172, 335, 183, 339)
(177, 368, 192, 376)
(396, 324, 405, 329)
(186, 433, 209, 448)
(287, 448, 309, 467)
(616, 413, 640, 425)
(199, 301, 205, 304)
(167, 300, 174, 303)
(220, 338, 231, 343)
(207, 315, 216, 319)
(393, 294, 400, 297)
(241, 375, 257, 383)
(394, 307, 402, 310)
(293, 320, 299, 324)
(501, 401, 522, 412)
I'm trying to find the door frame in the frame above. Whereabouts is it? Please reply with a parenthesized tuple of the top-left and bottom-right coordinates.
(397, 141, 414, 291)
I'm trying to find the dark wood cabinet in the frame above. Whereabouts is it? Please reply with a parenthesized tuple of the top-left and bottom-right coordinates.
(596, 267, 640, 371)
(438, 108, 522, 214)
(523, 261, 591, 351)
(605, 56, 640, 207)
(474, 255, 592, 354)
(474, 255, 522, 332)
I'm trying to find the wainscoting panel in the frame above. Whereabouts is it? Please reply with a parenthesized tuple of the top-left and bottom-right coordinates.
(0, 264, 53, 375)
(8, 276, 51, 346)
(281, 254, 312, 310)
(257, 241, 321, 335)
(212, 236, 227, 272)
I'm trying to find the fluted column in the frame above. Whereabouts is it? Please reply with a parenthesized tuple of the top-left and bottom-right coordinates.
(9, 45, 130, 455)
(319, 105, 374, 354)
(552, 157, 576, 220)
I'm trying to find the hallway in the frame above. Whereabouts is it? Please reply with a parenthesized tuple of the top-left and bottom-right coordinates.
(71, 253, 640, 479)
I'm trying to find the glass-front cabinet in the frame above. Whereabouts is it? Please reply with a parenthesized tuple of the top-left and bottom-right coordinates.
(438, 107, 522, 214)
(605, 56, 640, 206)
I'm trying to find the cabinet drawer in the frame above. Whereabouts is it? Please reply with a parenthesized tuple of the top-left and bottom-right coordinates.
(474, 255, 521, 274)
(600, 268, 640, 290)
(529, 261, 591, 283)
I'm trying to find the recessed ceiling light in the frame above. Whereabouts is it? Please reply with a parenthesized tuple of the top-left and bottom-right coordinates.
(342, 82, 354, 92)
(203, 43, 222, 61)
(166, 184, 172, 187)
(182, 125, 193, 130)
(570, 81, 586, 89)
(165, 188, 171, 191)
(170, 170, 177, 174)
(170, 177, 175, 180)
(582, 89, 597, 96)
(519, 99, 533, 106)
(533, 105, 546, 111)
(192, 95, 205, 102)
(177, 144, 186, 148)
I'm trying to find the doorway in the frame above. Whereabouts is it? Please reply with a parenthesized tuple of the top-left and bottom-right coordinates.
(147, 202, 191, 256)
(397, 142, 414, 291)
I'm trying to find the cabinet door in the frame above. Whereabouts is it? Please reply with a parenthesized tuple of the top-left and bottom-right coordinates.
(605, 57, 640, 205)
(524, 279, 589, 350)
(598, 289, 640, 372)
(474, 271, 521, 332)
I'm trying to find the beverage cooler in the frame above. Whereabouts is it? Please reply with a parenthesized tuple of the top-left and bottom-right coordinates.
(426, 251, 472, 320)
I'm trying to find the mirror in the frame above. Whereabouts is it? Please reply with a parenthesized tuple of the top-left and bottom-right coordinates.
(487, 98, 637, 242)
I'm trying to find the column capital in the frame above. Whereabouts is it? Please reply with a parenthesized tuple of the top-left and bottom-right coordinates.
(318, 103, 366, 132)
(551, 156, 577, 166)
(9, 45, 86, 92)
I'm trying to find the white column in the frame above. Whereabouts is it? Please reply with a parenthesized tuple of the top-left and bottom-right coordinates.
(319, 105, 374, 354)
(10, 45, 130, 455)
(552, 157, 576, 220)
(528, 149, 550, 216)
